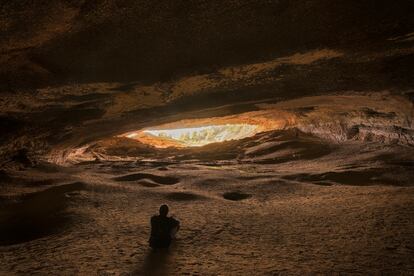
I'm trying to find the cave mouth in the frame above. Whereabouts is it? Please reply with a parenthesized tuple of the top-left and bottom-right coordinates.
(123, 123, 260, 148)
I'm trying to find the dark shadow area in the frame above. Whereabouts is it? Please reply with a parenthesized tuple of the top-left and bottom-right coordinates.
(22, 178, 61, 187)
(361, 107, 396, 119)
(0, 116, 26, 144)
(282, 168, 411, 186)
(133, 248, 172, 276)
(164, 192, 203, 201)
(29, 104, 106, 130)
(0, 170, 12, 184)
(55, 92, 111, 103)
(243, 130, 334, 164)
(223, 192, 252, 201)
(113, 173, 179, 185)
(3, 0, 413, 89)
(0, 181, 86, 246)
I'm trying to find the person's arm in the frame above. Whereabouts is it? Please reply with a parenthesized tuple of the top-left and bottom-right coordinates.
(172, 217, 180, 230)
(168, 217, 180, 239)
(150, 216, 157, 235)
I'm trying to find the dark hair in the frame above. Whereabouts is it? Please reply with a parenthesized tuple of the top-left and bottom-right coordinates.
(159, 204, 169, 216)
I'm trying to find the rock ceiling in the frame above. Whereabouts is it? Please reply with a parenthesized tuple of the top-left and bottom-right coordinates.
(0, 0, 413, 165)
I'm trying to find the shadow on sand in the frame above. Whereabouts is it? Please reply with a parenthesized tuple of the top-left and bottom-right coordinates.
(0, 182, 86, 246)
(133, 246, 174, 276)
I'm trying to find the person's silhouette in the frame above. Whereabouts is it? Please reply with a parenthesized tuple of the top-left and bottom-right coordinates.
(149, 204, 180, 249)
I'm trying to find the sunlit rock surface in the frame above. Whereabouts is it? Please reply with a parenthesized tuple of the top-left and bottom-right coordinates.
(0, 1, 414, 275)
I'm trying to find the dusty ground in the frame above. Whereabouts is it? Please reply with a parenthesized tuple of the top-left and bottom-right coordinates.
(1, 132, 414, 275)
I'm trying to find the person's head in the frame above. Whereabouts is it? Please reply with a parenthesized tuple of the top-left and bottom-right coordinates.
(159, 204, 169, 217)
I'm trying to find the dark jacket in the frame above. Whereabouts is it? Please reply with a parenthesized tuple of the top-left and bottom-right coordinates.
(149, 215, 180, 248)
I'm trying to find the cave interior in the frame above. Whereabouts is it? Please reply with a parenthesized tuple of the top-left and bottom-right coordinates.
(1, 1, 414, 274)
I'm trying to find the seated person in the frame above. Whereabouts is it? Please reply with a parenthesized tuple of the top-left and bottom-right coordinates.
(149, 204, 180, 248)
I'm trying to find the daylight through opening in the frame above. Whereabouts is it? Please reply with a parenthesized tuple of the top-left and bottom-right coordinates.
(124, 124, 259, 148)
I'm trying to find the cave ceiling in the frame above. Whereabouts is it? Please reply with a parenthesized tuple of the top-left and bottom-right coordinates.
(0, 0, 413, 162)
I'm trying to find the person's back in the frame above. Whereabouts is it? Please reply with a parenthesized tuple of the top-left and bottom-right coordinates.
(149, 205, 180, 248)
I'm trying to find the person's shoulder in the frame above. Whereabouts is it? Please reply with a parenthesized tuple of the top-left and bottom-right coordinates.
(151, 215, 159, 221)
(169, 216, 180, 224)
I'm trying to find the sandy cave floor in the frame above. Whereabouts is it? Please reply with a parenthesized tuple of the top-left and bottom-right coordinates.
(1, 140, 414, 275)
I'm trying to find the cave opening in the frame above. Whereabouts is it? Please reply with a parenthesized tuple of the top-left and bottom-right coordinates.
(124, 123, 260, 148)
